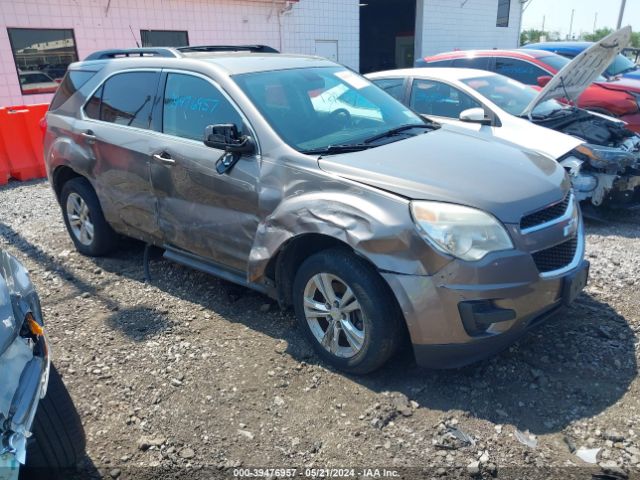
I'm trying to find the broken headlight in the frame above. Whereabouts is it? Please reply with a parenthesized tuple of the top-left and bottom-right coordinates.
(576, 144, 636, 170)
(410, 201, 513, 261)
(560, 156, 598, 192)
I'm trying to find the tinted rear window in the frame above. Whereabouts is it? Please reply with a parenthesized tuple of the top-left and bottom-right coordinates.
(98, 71, 159, 129)
(50, 70, 97, 110)
(452, 57, 491, 70)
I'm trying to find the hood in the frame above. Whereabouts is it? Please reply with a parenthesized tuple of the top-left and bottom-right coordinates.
(318, 128, 570, 224)
(523, 26, 632, 117)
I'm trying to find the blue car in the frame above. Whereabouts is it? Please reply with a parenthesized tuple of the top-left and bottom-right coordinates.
(523, 41, 640, 81)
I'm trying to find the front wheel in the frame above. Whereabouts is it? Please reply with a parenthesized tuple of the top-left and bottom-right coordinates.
(24, 364, 86, 476)
(292, 249, 403, 374)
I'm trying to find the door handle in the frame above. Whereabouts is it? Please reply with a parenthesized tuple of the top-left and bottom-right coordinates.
(81, 130, 96, 143)
(153, 153, 176, 165)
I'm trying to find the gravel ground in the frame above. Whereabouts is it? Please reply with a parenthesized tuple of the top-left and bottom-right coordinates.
(1, 179, 639, 480)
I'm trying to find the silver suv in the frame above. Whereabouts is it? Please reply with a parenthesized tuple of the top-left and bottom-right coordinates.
(44, 46, 588, 373)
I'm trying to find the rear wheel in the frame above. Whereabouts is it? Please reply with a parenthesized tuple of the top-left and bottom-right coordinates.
(293, 248, 403, 374)
(60, 177, 118, 256)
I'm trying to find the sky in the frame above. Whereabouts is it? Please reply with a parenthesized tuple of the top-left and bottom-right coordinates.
(522, 0, 640, 39)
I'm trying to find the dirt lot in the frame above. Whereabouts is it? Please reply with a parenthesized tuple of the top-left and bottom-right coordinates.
(1, 179, 640, 479)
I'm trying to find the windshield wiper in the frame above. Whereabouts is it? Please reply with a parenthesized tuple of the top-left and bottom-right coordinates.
(300, 144, 373, 155)
(363, 124, 432, 144)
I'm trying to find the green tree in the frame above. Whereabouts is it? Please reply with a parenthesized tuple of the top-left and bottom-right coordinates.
(520, 28, 548, 45)
(630, 31, 640, 48)
(583, 27, 614, 42)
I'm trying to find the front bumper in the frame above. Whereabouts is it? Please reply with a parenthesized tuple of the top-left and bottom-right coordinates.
(0, 334, 49, 464)
(383, 242, 589, 369)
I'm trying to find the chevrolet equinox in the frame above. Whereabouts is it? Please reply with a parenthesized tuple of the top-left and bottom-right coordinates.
(44, 46, 589, 373)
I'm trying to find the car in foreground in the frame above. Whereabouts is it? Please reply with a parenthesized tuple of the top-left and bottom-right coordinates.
(45, 46, 587, 373)
(0, 249, 85, 478)
(522, 41, 640, 81)
(416, 27, 640, 133)
(367, 67, 640, 208)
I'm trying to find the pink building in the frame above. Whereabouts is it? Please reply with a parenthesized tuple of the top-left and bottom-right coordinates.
(0, 0, 522, 107)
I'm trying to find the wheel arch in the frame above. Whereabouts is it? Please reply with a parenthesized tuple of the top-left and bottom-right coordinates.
(267, 233, 360, 307)
(52, 165, 83, 201)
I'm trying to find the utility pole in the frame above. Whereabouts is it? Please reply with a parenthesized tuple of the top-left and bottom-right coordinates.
(593, 12, 598, 32)
(616, 0, 626, 29)
(542, 15, 545, 31)
(568, 8, 575, 40)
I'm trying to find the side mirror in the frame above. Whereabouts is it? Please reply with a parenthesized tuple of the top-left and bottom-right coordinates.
(204, 124, 255, 174)
(459, 107, 492, 126)
(204, 124, 255, 154)
(537, 75, 552, 87)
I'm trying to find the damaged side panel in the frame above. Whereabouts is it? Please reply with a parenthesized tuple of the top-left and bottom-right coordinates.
(247, 155, 450, 285)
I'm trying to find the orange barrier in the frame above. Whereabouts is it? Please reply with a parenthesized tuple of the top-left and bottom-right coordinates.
(0, 103, 49, 184)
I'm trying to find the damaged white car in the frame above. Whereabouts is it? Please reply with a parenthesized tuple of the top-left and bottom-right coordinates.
(0, 249, 84, 479)
(368, 28, 640, 209)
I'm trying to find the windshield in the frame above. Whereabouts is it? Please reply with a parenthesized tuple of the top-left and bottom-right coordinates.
(462, 74, 566, 117)
(233, 67, 424, 152)
(606, 54, 637, 77)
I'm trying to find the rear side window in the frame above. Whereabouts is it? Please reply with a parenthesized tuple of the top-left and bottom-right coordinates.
(162, 73, 243, 141)
(50, 70, 97, 110)
(452, 57, 491, 70)
(494, 58, 547, 85)
(89, 71, 159, 129)
(372, 78, 405, 101)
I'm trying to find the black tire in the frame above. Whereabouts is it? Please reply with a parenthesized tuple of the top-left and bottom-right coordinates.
(23, 364, 85, 475)
(60, 177, 118, 256)
(292, 248, 403, 374)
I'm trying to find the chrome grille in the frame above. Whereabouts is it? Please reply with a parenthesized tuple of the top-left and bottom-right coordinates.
(520, 194, 571, 231)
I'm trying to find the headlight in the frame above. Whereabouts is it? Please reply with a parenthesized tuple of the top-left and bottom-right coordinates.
(576, 144, 636, 169)
(410, 201, 514, 261)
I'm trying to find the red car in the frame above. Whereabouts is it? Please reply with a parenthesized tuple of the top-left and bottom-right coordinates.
(416, 49, 640, 133)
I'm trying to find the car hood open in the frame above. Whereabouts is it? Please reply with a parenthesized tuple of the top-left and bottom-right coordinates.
(318, 128, 569, 224)
(522, 26, 632, 117)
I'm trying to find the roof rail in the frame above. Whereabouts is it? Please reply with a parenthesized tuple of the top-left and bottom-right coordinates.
(176, 45, 279, 54)
(84, 48, 180, 60)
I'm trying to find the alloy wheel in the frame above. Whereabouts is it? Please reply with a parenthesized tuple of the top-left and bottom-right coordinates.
(302, 273, 366, 358)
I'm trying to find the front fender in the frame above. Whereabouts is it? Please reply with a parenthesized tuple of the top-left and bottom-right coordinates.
(247, 190, 445, 283)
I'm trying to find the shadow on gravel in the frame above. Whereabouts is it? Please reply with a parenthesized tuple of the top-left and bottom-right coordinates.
(93, 242, 637, 436)
(2, 224, 636, 437)
(0, 178, 46, 192)
(361, 291, 637, 436)
(106, 306, 174, 342)
(583, 207, 640, 239)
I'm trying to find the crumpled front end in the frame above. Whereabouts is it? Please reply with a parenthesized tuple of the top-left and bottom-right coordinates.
(0, 250, 49, 469)
(540, 112, 640, 207)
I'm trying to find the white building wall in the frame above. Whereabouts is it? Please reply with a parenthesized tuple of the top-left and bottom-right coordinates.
(0, 0, 359, 107)
(416, 0, 523, 58)
(282, 0, 359, 71)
